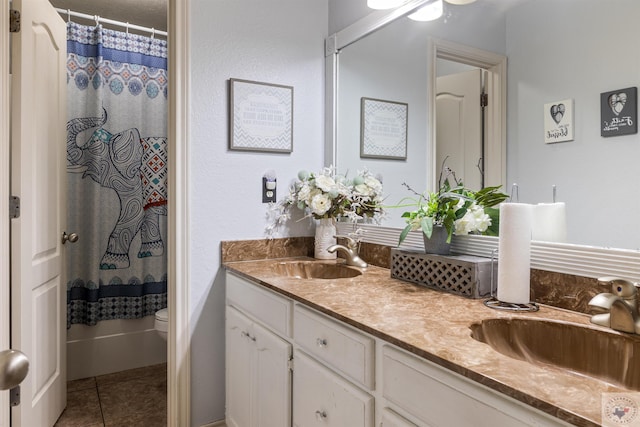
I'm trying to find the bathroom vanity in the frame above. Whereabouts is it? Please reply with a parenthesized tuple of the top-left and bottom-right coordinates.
(223, 257, 619, 427)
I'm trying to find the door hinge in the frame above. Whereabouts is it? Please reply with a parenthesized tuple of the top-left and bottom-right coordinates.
(9, 386, 20, 407)
(9, 196, 20, 219)
(480, 93, 488, 107)
(287, 356, 294, 372)
(9, 9, 20, 33)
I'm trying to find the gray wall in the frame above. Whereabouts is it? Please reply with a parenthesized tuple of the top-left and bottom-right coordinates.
(506, 0, 640, 249)
(189, 1, 328, 424)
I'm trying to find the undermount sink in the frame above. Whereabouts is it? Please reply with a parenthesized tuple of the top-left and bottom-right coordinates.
(272, 261, 362, 279)
(470, 317, 640, 390)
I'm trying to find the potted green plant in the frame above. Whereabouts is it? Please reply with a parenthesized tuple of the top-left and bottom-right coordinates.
(397, 166, 508, 254)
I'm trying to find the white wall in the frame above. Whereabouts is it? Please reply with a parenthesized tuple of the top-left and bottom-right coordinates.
(189, 1, 328, 424)
(506, 0, 640, 249)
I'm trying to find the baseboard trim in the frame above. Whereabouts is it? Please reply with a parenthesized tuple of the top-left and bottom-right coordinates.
(200, 420, 226, 427)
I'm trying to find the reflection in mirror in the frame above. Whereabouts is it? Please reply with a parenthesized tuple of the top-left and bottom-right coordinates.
(333, 0, 640, 250)
(336, 2, 505, 228)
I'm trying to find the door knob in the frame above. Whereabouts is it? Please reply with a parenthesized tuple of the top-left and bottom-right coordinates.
(0, 350, 29, 390)
(61, 231, 79, 244)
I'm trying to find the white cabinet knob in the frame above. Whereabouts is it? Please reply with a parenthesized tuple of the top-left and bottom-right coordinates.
(316, 338, 327, 347)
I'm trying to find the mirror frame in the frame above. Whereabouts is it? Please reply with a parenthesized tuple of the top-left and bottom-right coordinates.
(325, 1, 640, 282)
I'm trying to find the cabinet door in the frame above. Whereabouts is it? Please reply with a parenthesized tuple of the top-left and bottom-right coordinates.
(226, 306, 292, 427)
(253, 320, 292, 426)
(226, 307, 254, 427)
(293, 351, 373, 427)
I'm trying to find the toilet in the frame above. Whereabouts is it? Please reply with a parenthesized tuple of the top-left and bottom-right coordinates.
(154, 308, 168, 342)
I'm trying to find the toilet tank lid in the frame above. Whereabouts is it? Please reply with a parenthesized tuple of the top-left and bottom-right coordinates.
(155, 308, 168, 322)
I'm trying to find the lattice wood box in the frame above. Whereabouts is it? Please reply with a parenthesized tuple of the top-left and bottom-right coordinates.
(390, 249, 496, 298)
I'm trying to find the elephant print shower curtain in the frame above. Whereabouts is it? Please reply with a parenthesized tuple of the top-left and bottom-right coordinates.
(65, 22, 168, 326)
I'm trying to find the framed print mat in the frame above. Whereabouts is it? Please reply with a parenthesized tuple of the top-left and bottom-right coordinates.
(360, 97, 408, 159)
(229, 78, 293, 152)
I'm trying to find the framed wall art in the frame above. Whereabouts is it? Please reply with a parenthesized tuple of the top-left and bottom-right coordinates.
(360, 97, 408, 159)
(543, 98, 574, 144)
(601, 87, 637, 137)
(229, 78, 293, 153)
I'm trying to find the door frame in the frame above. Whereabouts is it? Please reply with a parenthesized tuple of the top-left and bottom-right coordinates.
(0, 0, 192, 425)
(0, 1, 11, 425)
(428, 38, 507, 190)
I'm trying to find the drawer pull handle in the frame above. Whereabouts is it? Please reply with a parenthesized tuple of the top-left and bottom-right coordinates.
(316, 338, 327, 347)
(315, 410, 327, 420)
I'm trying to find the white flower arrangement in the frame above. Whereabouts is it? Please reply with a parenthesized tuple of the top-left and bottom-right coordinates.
(266, 166, 384, 237)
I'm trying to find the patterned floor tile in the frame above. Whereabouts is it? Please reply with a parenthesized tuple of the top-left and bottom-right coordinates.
(95, 363, 166, 387)
(98, 372, 167, 425)
(54, 387, 104, 427)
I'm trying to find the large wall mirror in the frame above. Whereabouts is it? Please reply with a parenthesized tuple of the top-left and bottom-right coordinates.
(327, 0, 640, 280)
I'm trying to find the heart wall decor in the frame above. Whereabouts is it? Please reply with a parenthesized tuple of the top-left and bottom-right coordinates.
(544, 99, 574, 144)
(601, 87, 637, 137)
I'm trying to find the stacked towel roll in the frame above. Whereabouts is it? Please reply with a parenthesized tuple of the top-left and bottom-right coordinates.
(497, 203, 533, 304)
(532, 202, 567, 243)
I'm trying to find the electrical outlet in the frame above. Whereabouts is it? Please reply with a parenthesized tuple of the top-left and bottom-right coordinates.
(262, 177, 276, 203)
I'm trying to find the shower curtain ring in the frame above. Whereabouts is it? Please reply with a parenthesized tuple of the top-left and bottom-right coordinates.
(126, 22, 129, 35)
(67, 9, 71, 23)
(94, 15, 100, 26)
(150, 28, 155, 39)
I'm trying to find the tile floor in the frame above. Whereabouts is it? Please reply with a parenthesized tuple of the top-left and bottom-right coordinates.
(54, 363, 167, 427)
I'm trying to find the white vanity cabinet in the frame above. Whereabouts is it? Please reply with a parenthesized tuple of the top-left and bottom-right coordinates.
(225, 270, 574, 427)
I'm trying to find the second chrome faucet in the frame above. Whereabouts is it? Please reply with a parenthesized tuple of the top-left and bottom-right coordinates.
(589, 276, 640, 334)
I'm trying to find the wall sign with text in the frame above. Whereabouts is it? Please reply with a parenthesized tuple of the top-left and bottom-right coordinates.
(544, 99, 574, 144)
(601, 87, 637, 137)
(360, 97, 408, 160)
(229, 78, 293, 153)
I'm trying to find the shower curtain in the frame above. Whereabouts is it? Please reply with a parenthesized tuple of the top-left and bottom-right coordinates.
(65, 22, 168, 326)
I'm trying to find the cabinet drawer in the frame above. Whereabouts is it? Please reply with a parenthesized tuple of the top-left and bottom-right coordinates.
(382, 345, 570, 427)
(293, 350, 374, 427)
(226, 272, 292, 337)
(293, 304, 374, 389)
(381, 408, 420, 427)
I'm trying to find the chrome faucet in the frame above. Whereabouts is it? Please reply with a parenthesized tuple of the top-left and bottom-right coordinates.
(588, 276, 640, 334)
(327, 235, 368, 269)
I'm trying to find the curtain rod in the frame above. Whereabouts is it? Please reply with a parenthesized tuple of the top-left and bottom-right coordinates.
(54, 8, 168, 38)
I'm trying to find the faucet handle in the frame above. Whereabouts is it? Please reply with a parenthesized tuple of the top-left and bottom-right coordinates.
(334, 235, 357, 249)
(597, 276, 639, 298)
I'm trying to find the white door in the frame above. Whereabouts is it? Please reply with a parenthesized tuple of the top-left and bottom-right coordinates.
(436, 68, 483, 190)
(10, 0, 67, 425)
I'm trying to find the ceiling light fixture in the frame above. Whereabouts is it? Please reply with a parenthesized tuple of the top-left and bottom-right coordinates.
(408, 0, 443, 21)
(444, 0, 477, 4)
(367, 0, 407, 10)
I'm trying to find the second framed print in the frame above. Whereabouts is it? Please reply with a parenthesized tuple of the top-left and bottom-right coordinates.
(360, 97, 408, 160)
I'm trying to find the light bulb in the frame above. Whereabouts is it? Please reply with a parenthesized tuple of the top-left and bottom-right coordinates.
(408, 0, 443, 21)
(367, 0, 406, 10)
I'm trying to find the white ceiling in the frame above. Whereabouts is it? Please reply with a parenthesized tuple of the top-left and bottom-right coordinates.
(49, 0, 167, 32)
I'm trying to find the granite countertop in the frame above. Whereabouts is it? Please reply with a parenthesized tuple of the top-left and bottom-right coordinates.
(224, 256, 630, 427)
